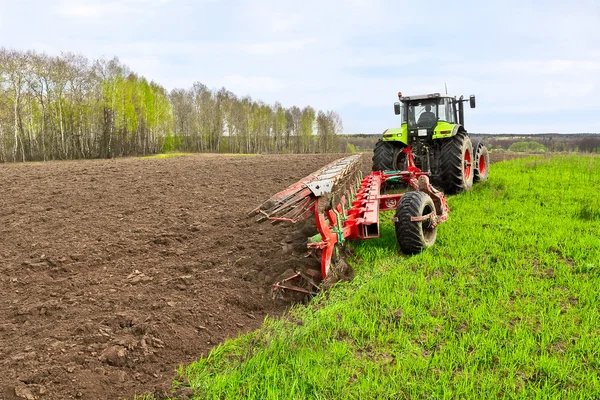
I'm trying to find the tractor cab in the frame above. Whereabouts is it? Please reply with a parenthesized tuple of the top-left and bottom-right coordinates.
(393, 93, 476, 142)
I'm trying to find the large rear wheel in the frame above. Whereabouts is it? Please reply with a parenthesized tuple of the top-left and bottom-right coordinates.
(394, 191, 437, 254)
(372, 139, 406, 171)
(473, 141, 489, 183)
(438, 132, 474, 194)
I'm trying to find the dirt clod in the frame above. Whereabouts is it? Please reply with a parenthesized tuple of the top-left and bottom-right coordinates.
(99, 345, 129, 366)
(14, 386, 36, 400)
(127, 270, 153, 284)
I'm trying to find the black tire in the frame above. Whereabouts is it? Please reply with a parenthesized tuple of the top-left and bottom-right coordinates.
(473, 142, 489, 183)
(394, 191, 437, 254)
(372, 139, 406, 171)
(438, 132, 474, 194)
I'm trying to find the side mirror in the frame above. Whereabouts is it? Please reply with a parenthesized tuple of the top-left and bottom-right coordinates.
(469, 95, 476, 109)
(394, 102, 401, 115)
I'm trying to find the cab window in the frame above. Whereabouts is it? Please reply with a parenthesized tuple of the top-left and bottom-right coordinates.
(409, 100, 437, 128)
(438, 99, 448, 122)
(446, 98, 456, 123)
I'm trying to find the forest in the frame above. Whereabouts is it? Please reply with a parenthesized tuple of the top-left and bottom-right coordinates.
(0, 48, 342, 162)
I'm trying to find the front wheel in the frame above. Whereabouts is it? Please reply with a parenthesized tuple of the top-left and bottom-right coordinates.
(394, 191, 437, 254)
(372, 139, 406, 171)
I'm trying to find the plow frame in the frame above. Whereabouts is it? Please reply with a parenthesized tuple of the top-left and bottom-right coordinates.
(255, 148, 450, 298)
(306, 147, 449, 280)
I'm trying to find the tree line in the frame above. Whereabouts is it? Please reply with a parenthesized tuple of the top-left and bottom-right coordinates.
(0, 48, 342, 162)
(474, 134, 600, 153)
(339, 133, 600, 155)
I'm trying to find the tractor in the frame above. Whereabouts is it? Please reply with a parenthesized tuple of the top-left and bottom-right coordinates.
(251, 92, 490, 297)
(373, 92, 489, 193)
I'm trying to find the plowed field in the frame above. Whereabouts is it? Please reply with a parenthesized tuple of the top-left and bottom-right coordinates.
(0, 153, 354, 399)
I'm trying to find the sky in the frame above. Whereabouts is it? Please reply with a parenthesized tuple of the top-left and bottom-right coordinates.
(1, 0, 599, 134)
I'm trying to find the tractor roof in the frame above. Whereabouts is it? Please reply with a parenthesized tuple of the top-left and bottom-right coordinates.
(399, 93, 455, 102)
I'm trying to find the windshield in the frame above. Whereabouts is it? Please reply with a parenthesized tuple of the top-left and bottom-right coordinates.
(406, 99, 438, 129)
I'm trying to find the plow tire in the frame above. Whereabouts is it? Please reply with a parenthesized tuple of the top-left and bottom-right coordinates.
(394, 191, 437, 254)
(438, 132, 474, 194)
(372, 139, 406, 171)
(473, 142, 489, 183)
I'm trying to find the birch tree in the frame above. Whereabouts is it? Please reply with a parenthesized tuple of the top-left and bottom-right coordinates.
(0, 48, 344, 162)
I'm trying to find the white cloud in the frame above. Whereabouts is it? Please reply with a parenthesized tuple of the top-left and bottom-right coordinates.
(57, 2, 123, 18)
(56, 0, 170, 18)
(222, 75, 284, 94)
(449, 60, 600, 114)
(482, 122, 599, 135)
(243, 39, 316, 56)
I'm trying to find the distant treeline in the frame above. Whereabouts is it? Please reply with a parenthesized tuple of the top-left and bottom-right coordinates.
(471, 134, 600, 153)
(0, 48, 341, 162)
(338, 134, 380, 152)
(343, 133, 600, 154)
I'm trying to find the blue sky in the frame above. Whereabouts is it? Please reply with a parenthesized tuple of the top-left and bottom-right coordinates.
(1, 0, 599, 134)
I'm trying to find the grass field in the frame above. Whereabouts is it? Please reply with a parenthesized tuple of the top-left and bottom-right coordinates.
(174, 155, 600, 399)
(139, 152, 262, 159)
(140, 152, 194, 159)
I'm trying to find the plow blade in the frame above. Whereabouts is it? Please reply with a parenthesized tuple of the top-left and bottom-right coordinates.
(249, 155, 363, 223)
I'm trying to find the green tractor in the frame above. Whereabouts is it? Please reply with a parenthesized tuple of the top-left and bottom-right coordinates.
(373, 92, 489, 194)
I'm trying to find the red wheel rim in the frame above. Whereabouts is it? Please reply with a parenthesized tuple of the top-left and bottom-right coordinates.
(464, 149, 472, 180)
(479, 153, 486, 175)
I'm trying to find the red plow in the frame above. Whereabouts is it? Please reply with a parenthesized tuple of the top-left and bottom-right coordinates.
(250, 148, 450, 297)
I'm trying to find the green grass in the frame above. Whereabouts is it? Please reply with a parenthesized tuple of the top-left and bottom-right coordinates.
(140, 152, 194, 159)
(173, 155, 600, 399)
(140, 152, 262, 159)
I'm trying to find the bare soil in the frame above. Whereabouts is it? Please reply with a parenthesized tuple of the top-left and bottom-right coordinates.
(0, 153, 353, 400)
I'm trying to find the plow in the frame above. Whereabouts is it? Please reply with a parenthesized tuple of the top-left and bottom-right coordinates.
(250, 148, 450, 297)
(250, 90, 488, 298)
